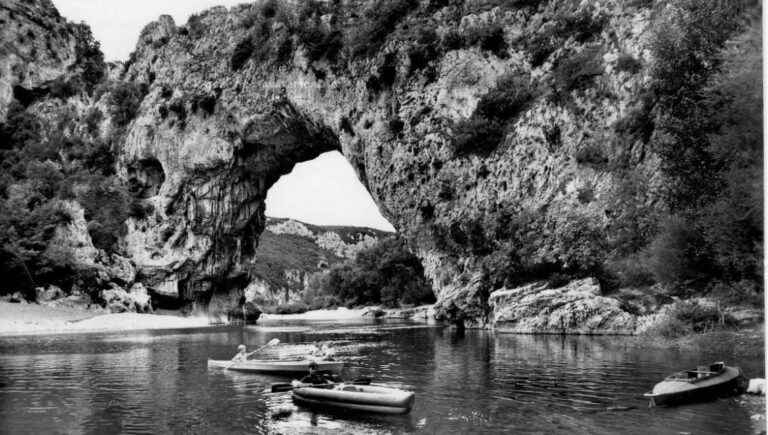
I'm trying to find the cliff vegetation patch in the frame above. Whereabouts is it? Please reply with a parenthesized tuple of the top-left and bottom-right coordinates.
(450, 72, 536, 156)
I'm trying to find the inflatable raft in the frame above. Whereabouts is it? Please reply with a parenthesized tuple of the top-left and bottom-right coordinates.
(208, 359, 344, 374)
(292, 384, 415, 414)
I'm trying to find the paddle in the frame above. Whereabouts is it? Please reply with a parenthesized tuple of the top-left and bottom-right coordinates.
(226, 338, 280, 369)
(246, 338, 281, 359)
(270, 377, 372, 393)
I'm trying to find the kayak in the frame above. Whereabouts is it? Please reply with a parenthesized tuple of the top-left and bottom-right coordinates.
(643, 362, 746, 406)
(208, 359, 344, 374)
(292, 384, 415, 415)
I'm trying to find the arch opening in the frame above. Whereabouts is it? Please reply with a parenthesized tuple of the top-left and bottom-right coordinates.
(219, 150, 399, 311)
(265, 150, 395, 232)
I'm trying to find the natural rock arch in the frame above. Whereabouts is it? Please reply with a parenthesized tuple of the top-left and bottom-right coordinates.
(123, 98, 350, 310)
(113, 1, 667, 324)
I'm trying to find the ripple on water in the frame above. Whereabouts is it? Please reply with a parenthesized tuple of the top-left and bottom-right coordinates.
(0, 324, 763, 434)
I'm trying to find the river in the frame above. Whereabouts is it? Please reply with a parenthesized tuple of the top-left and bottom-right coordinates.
(0, 319, 764, 434)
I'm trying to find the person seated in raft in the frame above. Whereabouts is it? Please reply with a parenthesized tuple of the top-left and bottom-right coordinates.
(297, 361, 342, 385)
(232, 344, 248, 362)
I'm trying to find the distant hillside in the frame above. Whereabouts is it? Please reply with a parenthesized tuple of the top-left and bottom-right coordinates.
(245, 217, 393, 305)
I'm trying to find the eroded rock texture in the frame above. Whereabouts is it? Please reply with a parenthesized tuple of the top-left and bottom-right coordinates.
(489, 279, 637, 335)
(113, 1, 661, 319)
(2, 0, 757, 328)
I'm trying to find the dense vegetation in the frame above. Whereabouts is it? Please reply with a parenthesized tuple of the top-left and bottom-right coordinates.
(0, 0, 761, 323)
(432, 1, 762, 311)
(612, 1, 762, 296)
(0, 68, 150, 299)
(450, 72, 536, 156)
(304, 237, 435, 309)
(247, 229, 344, 309)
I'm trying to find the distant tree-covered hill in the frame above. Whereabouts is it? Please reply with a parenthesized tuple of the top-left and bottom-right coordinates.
(244, 217, 392, 306)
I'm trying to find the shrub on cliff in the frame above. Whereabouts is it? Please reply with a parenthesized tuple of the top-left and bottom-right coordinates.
(348, 0, 418, 58)
(614, 53, 642, 74)
(450, 72, 535, 156)
(465, 24, 508, 59)
(551, 46, 604, 99)
(407, 28, 440, 75)
(450, 117, 504, 156)
(231, 37, 255, 71)
(476, 74, 535, 121)
(108, 82, 148, 127)
(186, 14, 206, 39)
(296, 10, 344, 64)
(77, 176, 131, 251)
(520, 4, 607, 67)
(574, 143, 608, 167)
(72, 23, 105, 93)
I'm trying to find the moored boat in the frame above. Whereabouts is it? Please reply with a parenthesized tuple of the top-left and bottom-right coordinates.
(643, 362, 746, 406)
(208, 359, 344, 374)
(292, 384, 415, 415)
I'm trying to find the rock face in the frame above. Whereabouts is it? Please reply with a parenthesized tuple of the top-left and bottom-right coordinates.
(0, 0, 83, 119)
(110, 0, 664, 319)
(489, 279, 637, 334)
(2, 0, 756, 327)
(101, 284, 153, 313)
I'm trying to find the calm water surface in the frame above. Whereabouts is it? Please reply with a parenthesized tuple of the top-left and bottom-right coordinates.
(0, 319, 764, 434)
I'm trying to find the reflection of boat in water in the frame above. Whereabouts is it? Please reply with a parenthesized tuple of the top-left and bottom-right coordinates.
(208, 359, 344, 374)
(292, 384, 415, 415)
(644, 362, 746, 406)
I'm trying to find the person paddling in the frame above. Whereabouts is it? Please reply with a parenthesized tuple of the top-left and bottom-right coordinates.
(320, 342, 335, 360)
(232, 344, 248, 362)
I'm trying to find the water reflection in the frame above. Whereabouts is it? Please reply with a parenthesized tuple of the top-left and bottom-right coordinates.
(0, 322, 763, 434)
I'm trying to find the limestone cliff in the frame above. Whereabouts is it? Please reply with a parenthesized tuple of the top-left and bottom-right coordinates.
(114, 0, 662, 319)
(1, 0, 760, 328)
(489, 279, 637, 335)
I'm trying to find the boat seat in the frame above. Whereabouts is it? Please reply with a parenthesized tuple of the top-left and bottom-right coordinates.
(342, 386, 361, 392)
(685, 370, 717, 378)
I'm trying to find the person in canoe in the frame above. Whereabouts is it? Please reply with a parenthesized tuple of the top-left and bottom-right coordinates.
(306, 341, 335, 360)
(232, 344, 248, 362)
(320, 342, 335, 360)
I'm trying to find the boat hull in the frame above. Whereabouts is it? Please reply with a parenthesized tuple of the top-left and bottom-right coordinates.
(208, 359, 344, 374)
(292, 384, 415, 415)
(644, 366, 746, 406)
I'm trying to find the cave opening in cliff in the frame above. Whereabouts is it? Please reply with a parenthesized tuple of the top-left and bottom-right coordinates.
(265, 150, 395, 232)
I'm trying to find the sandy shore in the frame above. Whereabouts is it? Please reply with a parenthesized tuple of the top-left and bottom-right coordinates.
(260, 307, 369, 321)
(259, 305, 435, 322)
(0, 302, 209, 336)
(0, 302, 435, 337)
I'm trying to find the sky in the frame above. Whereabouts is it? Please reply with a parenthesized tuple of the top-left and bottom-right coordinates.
(52, 1, 395, 232)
